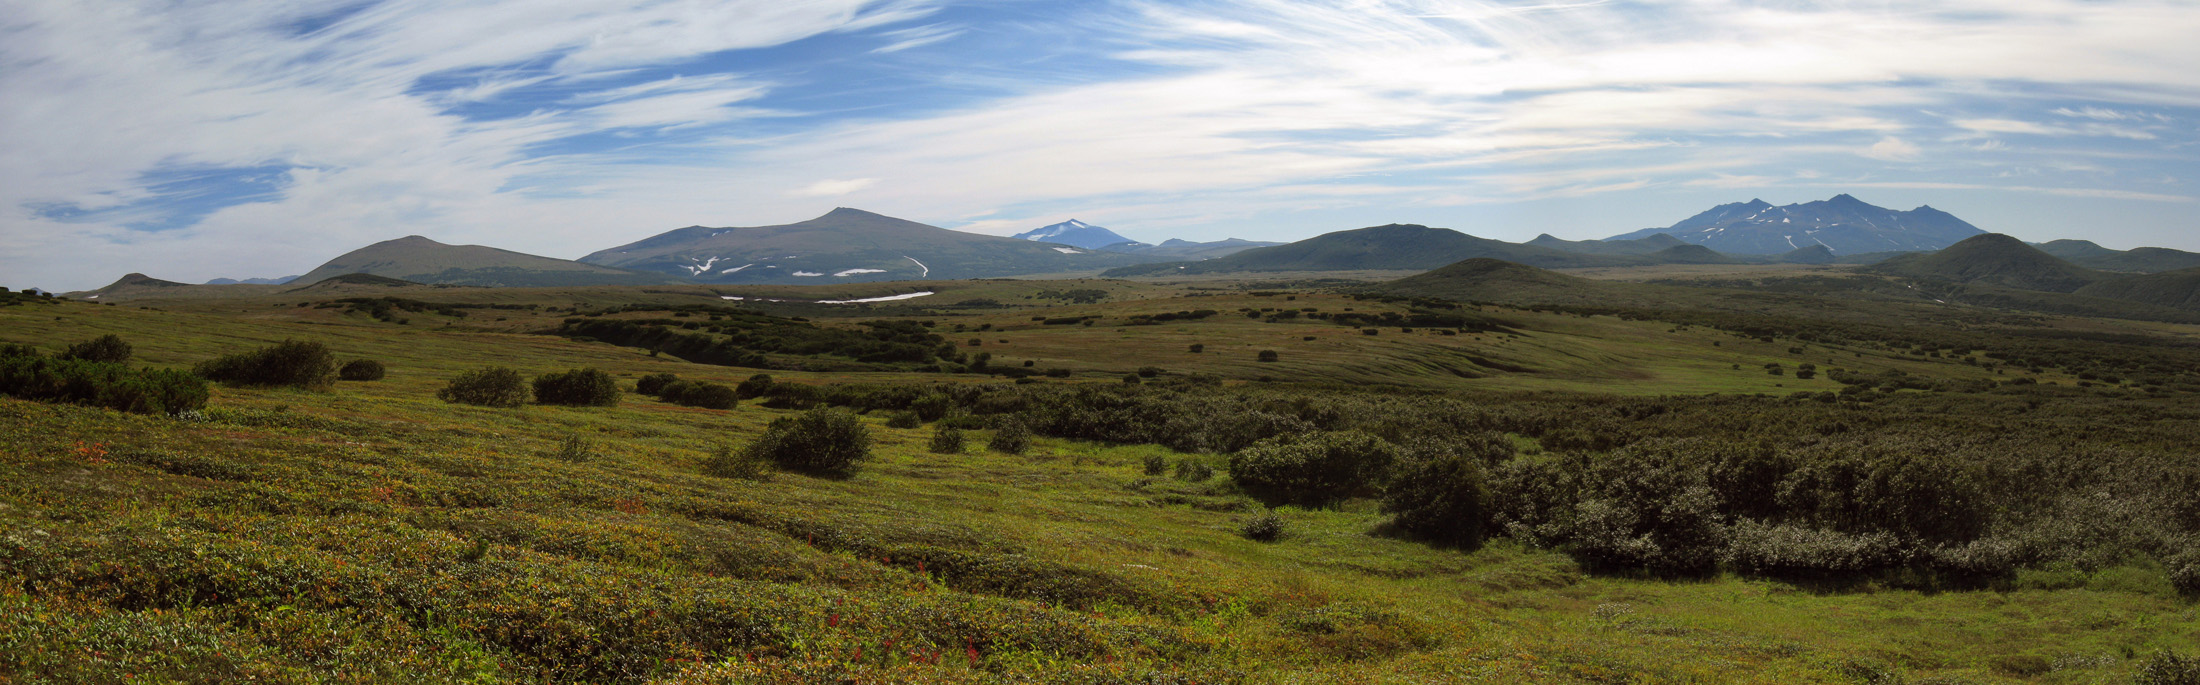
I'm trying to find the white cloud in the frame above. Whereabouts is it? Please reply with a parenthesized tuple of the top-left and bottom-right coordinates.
(1863, 137, 1923, 162)
(791, 178, 879, 197)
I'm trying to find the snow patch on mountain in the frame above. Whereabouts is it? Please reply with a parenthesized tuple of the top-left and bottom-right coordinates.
(834, 268, 887, 277)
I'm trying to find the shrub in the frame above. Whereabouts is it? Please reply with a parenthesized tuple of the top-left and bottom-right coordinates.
(1241, 513, 1284, 542)
(990, 419, 1032, 454)
(634, 372, 679, 395)
(1188, 344, 1204, 353)
(532, 368, 621, 407)
(909, 392, 954, 421)
(0, 355, 207, 415)
(1175, 459, 1215, 482)
(1381, 449, 1491, 549)
(743, 408, 871, 476)
(1229, 431, 1399, 507)
(929, 426, 966, 454)
(338, 359, 385, 381)
(661, 381, 737, 410)
(2137, 650, 2200, 685)
(437, 367, 528, 407)
(702, 442, 771, 480)
(1257, 350, 1279, 363)
(734, 373, 774, 399)
(552, 435, 594, 463)
(194, 339, 338, 389)
(1143, 454, 1168, 476)
(60, 334, 131, 363)
(885, 411, 921, 429)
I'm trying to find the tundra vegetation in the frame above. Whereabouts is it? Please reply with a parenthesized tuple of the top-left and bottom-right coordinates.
(0, 276, 2196, 683)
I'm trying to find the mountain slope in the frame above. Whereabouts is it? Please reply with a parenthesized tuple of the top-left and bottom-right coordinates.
(1101, 238, 1282, 260)
(1011, 219, 1141, 250)
(1100, 224, 1637, 277)
(2072, 268, 2200, 310)
(2035, 239, 2200, 273)
(582, 208, 1161, 283)
(296, 236, 676, 287)
(1607, 194, 1985, 255)
(1863, 234, 2103, 293)
(1378, 258, 1616, 305)
(1524, 233, 1685, 256)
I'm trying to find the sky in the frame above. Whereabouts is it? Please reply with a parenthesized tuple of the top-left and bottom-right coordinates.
(4, 0, 2199, 290)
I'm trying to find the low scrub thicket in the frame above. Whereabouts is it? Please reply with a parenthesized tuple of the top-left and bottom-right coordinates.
(194, 340, 338, 389)
(60, 334, 131, 363)
(532, 368, 620, 407)
(0, 345, 206, 415)
(632, 373, 737, 409)
(337, 359, 385, 381)
(741, 407, 871, 477)
(759, 380, 2200, 588)
(437, 367, 528, 407)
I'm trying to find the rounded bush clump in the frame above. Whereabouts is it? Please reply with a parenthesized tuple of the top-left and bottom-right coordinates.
(61, 334, 132, 364)
(338, 359, 385, 381)
(885, 411, 921, 429)
(743, 407, 871, 476)
(194, 339, 338, 389)
(1381, 450, 1490, 549)
(989, 419, 1032, 455)
(634, 372, 679, 395)
(929, 426, 966, 454)
(437, 367, 529, 407)
(533, 368, 620, 407)
(661, 381, 737, 410)
(734, 373, 774, 399)
(1230, 431, 1399, 507)
(1241, 513, 1284, 542)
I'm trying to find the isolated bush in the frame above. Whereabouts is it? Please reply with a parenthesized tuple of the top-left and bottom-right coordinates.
(990, 418, 1033, 454)
(1241, 513, 1284, 542)
(634, 372, 679, 395)
(758, 383, 821, 410)
(744, 407, 871, 476)
(702, 442, 771, 480)
(532, 368, 620, 406)
(1381, 449, 1491, 549)
(734, 373, 774, 399)
(552, 435, 594, 463)
(929, 426, 966, 454)
(1229, 431, 1399, 507)
(885, 411, 921, 429)
(60, 334, 131, 363)
(1187, 344, 1204, 353)
(338, 359, 385, 381)
(1257, 350, 1279, 363)
(0, 355, 207, 415)
(909, 392, 954, 421)
(2136, 649, 2200, 685)
(1175, 459, 1215, 482)
(195, 339, 338, 389)
(661, 381, 737, 410)
(437, 367, 529, 407)
(1143, 454, 1168, 476)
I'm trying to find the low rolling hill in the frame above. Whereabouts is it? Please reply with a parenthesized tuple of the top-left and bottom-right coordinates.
(1101, 224, 1642, 277)
(581, 208, 1162, 284)
(1863, 234, 2103, 293)
(2036, 239, 2200, 273)
(296, 236, 678, 287)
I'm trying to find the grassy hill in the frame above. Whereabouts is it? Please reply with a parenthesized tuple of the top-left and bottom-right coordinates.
(2037, 240, 2200, 273)
(2074, 267, 2200, 310)
(1523, 232, 1685, 256)
(1864, 234, 2103, 292)
(296, 235, 679, 288)
(580, 208, 1162, 284)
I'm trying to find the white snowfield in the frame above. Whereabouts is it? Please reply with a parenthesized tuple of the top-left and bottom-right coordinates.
(681, 256, 723, 275)
(718, 291, 936, 305)
(791, 271, 824, 277)
(903, 256, 928, 277)
(720, 264, 753, 274)
(1052, 247, 1082, 254)
(834, 268, 887, 277)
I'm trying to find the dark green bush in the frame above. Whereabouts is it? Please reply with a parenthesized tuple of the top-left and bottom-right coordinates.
(885, 411, 921, 429)
(1175, 459, 1214, 482)
(1241, 513, 1284, 542)
(635, 372, 679, 395)
(2137, 649, 2200, 685)
(1143, 454, 1168, 476)
(194, 340, 338, 389)
(532, 368, 620, 407)
(436, 367, 528, 407)
(662, 381, 737, 410)
(1257, 350, 1279, 363)
(909, 392, 953, 421)
(990, 419, 1032, 454)
(0, 355, 207, 415)
(1229, 431, 1398, 507)
(60, 334, 131, 363)
(734, 373, 774, 399)
(337, 359, 385, 381)
(929, 426, 966, 454)
(744, 408, 871, 476)
(1381, 449, 1491, 549)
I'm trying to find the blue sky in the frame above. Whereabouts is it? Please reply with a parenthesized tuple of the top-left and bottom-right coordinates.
(4, 0, 2198, 289)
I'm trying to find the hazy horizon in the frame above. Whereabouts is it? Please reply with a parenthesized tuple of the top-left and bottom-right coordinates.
(6, 0, 2199, 290)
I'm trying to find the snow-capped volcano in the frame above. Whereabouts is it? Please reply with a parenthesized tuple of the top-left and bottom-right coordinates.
(1011, 219, 1143, 250)
(1604, 194, 1985, 255)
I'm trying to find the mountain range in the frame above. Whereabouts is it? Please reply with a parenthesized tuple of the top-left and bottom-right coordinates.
(1607, 194, 1984, 255)
(1010, 218, 1282, 259)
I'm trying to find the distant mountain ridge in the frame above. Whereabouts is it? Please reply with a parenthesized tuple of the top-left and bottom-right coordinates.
(2034, 240, 2200, 273)
(1607, 194, 1985, 255)
(580, 208, 1161, 284)
(1101, 224, 1645, 277)
(1011, 219, 1141, 250)
(206, 275, 299, 285)
(293, 235, 676, 288)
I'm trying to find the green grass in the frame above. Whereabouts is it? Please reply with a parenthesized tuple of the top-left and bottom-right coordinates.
(3, 292, 2195, 683)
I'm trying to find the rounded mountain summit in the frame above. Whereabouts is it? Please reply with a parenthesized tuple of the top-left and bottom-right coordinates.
(579, 208, 1160, 283)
